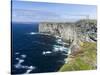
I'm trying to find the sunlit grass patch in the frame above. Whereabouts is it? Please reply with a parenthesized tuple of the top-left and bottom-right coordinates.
(59, 42, 97, 71)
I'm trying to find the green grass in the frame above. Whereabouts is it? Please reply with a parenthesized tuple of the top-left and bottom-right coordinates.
(59, 42, 97, 71)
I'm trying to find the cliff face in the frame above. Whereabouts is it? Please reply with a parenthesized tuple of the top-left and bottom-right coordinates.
(39, 22, 77, 43)
(39, 20, 97, 53)
(75, 20, 97, 42)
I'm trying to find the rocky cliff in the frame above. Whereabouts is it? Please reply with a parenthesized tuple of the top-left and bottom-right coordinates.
(39, 20, 97, 53)
(39, 22, 77, 43)
(75, 19, 97, 42)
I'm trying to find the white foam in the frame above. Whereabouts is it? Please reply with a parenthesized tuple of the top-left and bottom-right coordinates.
(21, 54, 27, 58)
(42, 51, 52, 55)
(16, 58, 19, 60)
(53, 45, 68, 52)
(15, 52, 20, 55)
(55, 35, 61, 39)
(15, 64, 36, 74)
(14, 55, 36, 74)
(29, 32, 37, 35)
(25, 66, 36, 74)
(56, 38, 63, 44)
(53, 46, 59, 52)
(56, 39, 63, 44)
(14, 63, 22, 69)
(56, 38, 62, 42)
(15, 59, 25, 69)
(19, 59, 24, 63)
(56, 38, 68, 46)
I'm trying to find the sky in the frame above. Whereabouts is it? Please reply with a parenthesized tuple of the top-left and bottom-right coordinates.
(12, 0, 97, 22)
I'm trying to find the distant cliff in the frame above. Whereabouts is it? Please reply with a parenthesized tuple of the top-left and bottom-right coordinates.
(75, 19, 97, 42)
(39, 19, 97, 42)
(39, 20, 97, 53)
(39, 22, 77, 43)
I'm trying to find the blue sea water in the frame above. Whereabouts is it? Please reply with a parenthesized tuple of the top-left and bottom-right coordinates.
(11, 22, 69, 74)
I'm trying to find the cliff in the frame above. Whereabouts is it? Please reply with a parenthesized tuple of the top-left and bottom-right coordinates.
(38, 20, 97, 71)
(39, 19, 97, 52)
(39, 22, 77, 43)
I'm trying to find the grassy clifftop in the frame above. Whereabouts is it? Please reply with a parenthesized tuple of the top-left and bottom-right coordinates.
(76, 19, 97, 25)
(59, 42, 97, 71)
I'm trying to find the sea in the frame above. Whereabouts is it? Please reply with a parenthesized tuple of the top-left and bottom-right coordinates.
(11, 22, 69, 74)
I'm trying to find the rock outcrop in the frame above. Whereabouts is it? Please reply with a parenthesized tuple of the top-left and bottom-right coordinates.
(75, 19, 97, 42)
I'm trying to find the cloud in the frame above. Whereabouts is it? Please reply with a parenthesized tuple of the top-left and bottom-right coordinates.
(12, 9, 64, 22)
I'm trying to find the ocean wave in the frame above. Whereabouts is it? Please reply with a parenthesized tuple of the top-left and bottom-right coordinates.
(14, 59, 25, 69)
(25, 66, 36, 74)
(53, 45, 68, 52)
(55, 35, 62, 39)
(42, 51, 52, 55)
(29, 32, 37, 35)
(21, 54, 27, 58)
(14, 53, 36, 74)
